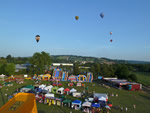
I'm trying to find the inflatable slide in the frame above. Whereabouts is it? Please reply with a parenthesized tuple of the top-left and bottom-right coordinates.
(0, 93, 37, 113)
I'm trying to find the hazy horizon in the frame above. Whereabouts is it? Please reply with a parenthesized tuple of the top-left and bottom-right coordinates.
(1, 53, 150, 62)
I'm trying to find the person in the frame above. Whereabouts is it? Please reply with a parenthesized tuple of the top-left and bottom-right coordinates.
(133, 104, 136, 109)
(112, 93, 114, 96)
(120, 107, 123, 112)
(116, 94, 118, 97)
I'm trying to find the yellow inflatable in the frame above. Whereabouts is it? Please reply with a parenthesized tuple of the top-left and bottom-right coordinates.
(0, 93, 37, 113)
(42, 74, 51, 80)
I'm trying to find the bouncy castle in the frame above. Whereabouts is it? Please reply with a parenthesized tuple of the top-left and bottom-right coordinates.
(87, 72, 93, 82)
(61, 72, 68, 81)
(53, 68, 63, 80)
(68, 75, 77, 82)
(77, 75, 87, 82)
(53, 68, 68, 81)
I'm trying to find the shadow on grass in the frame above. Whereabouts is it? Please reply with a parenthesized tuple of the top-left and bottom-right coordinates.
(140, 94, 150, 100)
(38, 110, 45, 113)
(0, 89, 5, 105)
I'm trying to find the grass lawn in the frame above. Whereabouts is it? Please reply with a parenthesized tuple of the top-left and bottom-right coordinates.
(131, 71, 150, 86)
(0, 80, 150, 113)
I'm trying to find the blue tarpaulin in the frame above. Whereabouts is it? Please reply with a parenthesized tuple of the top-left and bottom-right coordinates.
(98, 76, 103, 80)
(92, 103, 100, 108)
(72, 100, 82, 104)
(35, 88, 42, 92)
(8, 95, 13, 99)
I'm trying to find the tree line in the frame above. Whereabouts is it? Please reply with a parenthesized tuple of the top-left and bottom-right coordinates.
(73, 63, 138, 82)
(1, 51, 150, 83)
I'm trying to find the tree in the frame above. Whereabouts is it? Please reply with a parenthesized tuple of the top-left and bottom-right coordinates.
(0, 58, 7, 64)
(100, 64, 108, 77)
(128, 74, 137, 82)
(6, 54, 12, 60)
(96, 63, 100, 75)
(30, 51, 52, 74)
(73, 63, 80, 75)
(5, 63, 15, 76)
(115, 64, 129, 79)
(0, 64, 7, 75)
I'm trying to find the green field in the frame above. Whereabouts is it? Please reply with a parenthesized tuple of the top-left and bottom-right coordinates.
(0, 80, 150, 113)
(131, 71, 150, 86)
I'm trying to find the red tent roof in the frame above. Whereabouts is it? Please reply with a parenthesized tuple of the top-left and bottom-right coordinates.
(64, 88, 70, 92)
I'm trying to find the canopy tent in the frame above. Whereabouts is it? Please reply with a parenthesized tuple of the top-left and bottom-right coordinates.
(99, 96, 106, 101)
(24, 85, 34, 90)
(105, 105, 111, 109)
(94, 93, 108, 101)
(45, 93, 54, 98)
(92, 103, 100, 108)
(64, 88, 70, 95)
(20, 88, 32, 93)
(0, 74, 6, 78)
(57, 87, 64, 94)
(64, 88, 70, 92)
(72, 92, 81, 97)
(63, 99, 72, 103)
(72, 100, 82, 104)
(45, 97, 56, 105)
(0, 74, 6, 81)
(62, 99, 72, 107)
(56, 98, 63, 106)
(72, 100, 82, 110)
(44, 85, 53, 92)
(82, 101, 92, 113)
(51, 86, 59, 93)
(82, 101, 91, 107)
(87, 98, 94, 102)
(39, 84, 46, 89)
(70, 88, 77, 93)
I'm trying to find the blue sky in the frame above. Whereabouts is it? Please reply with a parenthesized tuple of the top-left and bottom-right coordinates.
(0, 0, 150, 61)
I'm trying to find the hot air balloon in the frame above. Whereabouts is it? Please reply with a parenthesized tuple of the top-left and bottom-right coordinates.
(100, 13, 104, 18)
(110, 39, 113, 42)
(75, 16, 79, 20)
(110, 32, 112, 35)
(35, 35, 40, 43)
